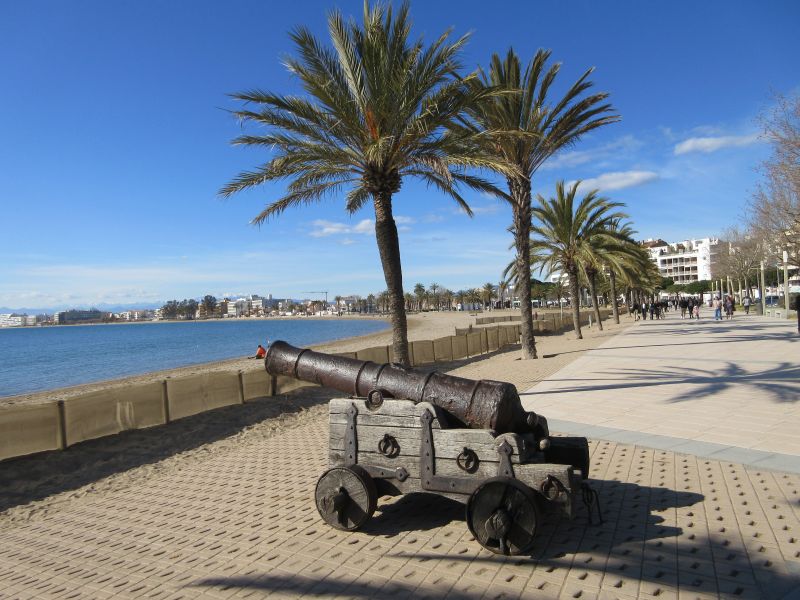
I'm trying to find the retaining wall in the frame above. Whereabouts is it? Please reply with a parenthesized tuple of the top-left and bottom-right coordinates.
(0, 324, 528, 463)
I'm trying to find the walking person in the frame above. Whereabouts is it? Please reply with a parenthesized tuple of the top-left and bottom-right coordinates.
(713, 296, 722, 321)
(743, 295, 751, 315)
(693, 302, 700, 320)
(687, 298, 694, 320)
(680, 297, 687, 319)
(725, 295, 734, 320)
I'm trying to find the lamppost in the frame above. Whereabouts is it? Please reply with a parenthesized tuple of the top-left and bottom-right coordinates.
(759, 260, 766, 315)
(783, 250, 790, 318)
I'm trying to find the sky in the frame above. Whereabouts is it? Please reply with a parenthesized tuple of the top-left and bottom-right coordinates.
(1, 1, 798, 311)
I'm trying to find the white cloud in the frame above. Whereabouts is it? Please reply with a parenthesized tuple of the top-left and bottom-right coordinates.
(571, 170, 659, 192)
(394, 215, 415, 225)
(309, 219, 374, 237)
(542, 135, 643, 171)
(673, 134, 760, 155)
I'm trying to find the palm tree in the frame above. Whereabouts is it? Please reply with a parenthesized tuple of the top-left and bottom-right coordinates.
(498, 280, 508, 309)
(463, 49, 617, 358)
(482, 282, 496, 310)
(443, 288, 454, 311)
(220, 3, 505, 365)
(413, 283, 426, 312)
(599, 220, 641, 325)
(429, 282, 441, 311)
(530, 181, 627, 340)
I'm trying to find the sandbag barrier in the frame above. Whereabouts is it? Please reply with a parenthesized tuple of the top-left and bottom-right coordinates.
(0, 326, 523, 463)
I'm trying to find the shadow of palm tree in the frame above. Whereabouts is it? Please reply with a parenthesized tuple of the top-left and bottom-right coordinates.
(524, 361, 800, 404)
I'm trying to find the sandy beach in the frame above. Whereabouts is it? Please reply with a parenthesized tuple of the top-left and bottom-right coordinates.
(3, 309, 580, 407)
(0, 309, 630, 524)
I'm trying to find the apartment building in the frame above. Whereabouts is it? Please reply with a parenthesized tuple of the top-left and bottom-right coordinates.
(640, 237, 720, 284)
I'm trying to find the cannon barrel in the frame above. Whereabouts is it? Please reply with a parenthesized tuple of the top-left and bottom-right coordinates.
(265, 340, 545, 436)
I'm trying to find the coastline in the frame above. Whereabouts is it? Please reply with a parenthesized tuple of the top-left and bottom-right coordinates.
(1, 309, 627, 407)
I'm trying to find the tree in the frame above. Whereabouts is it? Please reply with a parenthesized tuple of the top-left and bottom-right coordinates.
(498, 280, 509, 309)
(716, 227, 763, 298)
(600, 219, 641, 325)
(481, 282, 495, 309)
(748, 93, 799, 264)
(201, 295, 217, 317)
(463, 48, 617, 358)
(429, 282, 441, 311)
(413, 283, 426, 311)
(220, 3, 506, 365)
(161, 300, 179, 319)
(530, 181, 627, 339)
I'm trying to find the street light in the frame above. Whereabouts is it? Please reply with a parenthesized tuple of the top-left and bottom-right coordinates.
(783, 250, 790, 317)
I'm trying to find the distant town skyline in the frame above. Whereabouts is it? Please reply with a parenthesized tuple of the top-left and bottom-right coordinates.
(2, 1, 798, 308)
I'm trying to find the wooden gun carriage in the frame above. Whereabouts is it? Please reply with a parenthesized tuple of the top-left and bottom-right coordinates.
(265, 341, 597, 556)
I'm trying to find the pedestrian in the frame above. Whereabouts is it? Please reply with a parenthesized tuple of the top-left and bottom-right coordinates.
(743, 295, 751, 315)
(687, 298, 694, 320)
(693, 302, 700, 320)
(713, 296, 722, 321)
(725, 295, 734, 319)
(680, 297, 687, 319)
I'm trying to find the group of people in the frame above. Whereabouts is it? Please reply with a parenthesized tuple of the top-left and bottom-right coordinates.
(633, 299, 670, 321)
(677, 296, 701, 320)
(712, 295, 737, 321)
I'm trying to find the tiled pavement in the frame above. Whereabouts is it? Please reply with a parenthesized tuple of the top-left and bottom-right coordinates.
(521, 314, 800, 463)
(1, 315, 799, 599)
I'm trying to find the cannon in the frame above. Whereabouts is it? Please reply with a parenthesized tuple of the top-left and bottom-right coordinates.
(265, 341, 598, 555)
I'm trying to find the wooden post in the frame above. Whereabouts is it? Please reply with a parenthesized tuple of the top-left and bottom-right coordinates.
(56, 400, 67, 450)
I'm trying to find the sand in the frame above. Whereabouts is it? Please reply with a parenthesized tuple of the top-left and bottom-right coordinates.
(0, 309, 632, 524)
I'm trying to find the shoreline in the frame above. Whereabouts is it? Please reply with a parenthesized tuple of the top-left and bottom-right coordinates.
(0, 315, 393, 406)
(1, 309, 622, 407)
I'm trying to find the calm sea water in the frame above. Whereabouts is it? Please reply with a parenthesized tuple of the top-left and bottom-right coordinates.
(0, 319, 388, 397)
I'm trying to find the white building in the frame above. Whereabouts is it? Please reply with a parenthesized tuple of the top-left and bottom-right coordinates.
(227, 299, 247, 318)
(641, 237, 720, 284)
(0, 314, 26, 327)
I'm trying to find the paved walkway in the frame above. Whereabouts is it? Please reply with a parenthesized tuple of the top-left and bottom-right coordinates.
(521, 313, 800, 472)
(0, 314, 799, 599)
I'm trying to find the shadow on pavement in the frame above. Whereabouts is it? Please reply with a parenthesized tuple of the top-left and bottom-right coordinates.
(187, 480, 800, 599)
(524, 361, 800, 404)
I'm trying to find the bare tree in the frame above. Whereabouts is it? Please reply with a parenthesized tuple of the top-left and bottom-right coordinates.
(748, 93, 800, 263)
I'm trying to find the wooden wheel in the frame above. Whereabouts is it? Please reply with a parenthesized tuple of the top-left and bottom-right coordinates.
(466, 477, 540, 555)
(315, 465, 377, 531)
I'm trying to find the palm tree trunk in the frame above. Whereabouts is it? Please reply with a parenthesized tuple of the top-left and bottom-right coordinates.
(609, 269, 620, 324)
(587, 270, 604, 331)
(568, 264, 582, 339)
(511, 180, 537, 359)
(374, 193, 410, 365)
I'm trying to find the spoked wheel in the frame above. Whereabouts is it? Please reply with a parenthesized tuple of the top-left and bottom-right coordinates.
(315, 465, 377, 531)
(466, 477, 541, 555)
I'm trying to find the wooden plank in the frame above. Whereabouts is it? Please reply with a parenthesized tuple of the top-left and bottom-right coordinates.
(329, 423, 526, 461)
(327, 452, 575, 503)
(329, 398, 447, 428)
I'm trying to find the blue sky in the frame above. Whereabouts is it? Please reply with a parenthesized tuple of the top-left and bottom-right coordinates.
(1, 1, 798, 310)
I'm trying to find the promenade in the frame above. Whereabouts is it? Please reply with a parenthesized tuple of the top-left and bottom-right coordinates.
(0, 313, 799, 599)
(521, 313, 800, 471)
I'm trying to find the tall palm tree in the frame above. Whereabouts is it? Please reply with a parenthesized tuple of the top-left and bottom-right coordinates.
(220, 3, 506, 365)
(498, 280, 508, 309)
(530, 181, 628, 339)
(413, 283, 426, 311)
(463, 49, 617, 358)
(429, 282, 441, 311)
(599, 219, 641, 325)
(482, 282, 496, 310)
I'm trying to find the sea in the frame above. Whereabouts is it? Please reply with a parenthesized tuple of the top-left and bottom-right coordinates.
(0, 319, 389, 398)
